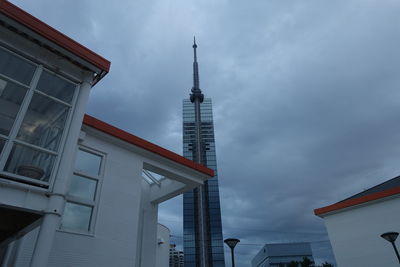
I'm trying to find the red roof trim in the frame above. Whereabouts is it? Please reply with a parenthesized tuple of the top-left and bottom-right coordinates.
(0, 1, 110, 73)
(83, 114, 214, 177)
(314, 186, 400, 216)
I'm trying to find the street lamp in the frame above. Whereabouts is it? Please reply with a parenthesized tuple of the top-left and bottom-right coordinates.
(224, 238, 240, 267)
(381, 232, 400, 264)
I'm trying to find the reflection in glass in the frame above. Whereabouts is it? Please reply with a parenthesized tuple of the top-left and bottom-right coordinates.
(17, 93, 69, 151)
(61, 202, 92, 231)
(0, 78, 28, 136)
(4, 143, 55, 182)
(75, 150, 102, 176)
(0, 48, 35, 85)
(36, 71, 76, 103)
(68, 174, 97, 200)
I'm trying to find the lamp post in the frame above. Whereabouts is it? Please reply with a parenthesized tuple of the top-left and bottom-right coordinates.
(224, 238, 240, 267)
(381, 232, 400, 264)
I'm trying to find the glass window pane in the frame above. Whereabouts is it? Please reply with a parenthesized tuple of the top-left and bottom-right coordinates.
(75, 150, 102, 176)
(61, 202, 92, 231)
(36, 71, 75, 103)
(0, 78, 28, 136)
(4, 143, 55, 182)
(0, 48, 36, 85)
(68, 174, 97, 200)
(17, 93, 69, 151)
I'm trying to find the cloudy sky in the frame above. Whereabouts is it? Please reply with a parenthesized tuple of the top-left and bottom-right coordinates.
(11, 0, 400, 265)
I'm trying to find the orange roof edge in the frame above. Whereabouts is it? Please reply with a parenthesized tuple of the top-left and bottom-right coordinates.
(314, 186, 400, 216)
(82, 114, 215, 178)
(0, 1, 110, 73)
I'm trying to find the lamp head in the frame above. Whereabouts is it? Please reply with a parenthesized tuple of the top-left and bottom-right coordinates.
(381, 232, 399, 243)
(224, 238, 240, 249)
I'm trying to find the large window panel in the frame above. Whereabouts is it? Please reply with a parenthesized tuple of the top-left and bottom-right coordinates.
(0, 47, 78, 187)
(0, 48, 35, 85)
(17, 93, 69, 151)
(4, 143, 55, 182)
(68, 174, 97, 200)
(0, 78, 28, 136)
(61, 202, 92, 231)
(36, 71, 75, 103)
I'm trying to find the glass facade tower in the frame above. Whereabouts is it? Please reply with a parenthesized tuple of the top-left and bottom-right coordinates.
(182, 39, 225, 267)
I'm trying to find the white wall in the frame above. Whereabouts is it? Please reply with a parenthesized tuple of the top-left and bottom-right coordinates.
(323, 196, 400, 267)
(156, 224, 170, 267)
(49, 132, 145, 267)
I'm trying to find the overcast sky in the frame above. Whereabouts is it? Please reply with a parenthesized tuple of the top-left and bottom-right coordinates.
(11, 0, 400, 265)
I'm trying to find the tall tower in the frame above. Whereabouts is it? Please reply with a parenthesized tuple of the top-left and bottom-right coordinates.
(183, 38, 225, 267)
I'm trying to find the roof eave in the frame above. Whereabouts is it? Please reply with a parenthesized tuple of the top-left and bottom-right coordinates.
(82, 114, 215, 178)
(314, 186, 400, 217)
(0, 1, 110, 81)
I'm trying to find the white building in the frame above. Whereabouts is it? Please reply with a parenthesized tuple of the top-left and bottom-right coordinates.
(314, 176, 400, 267)
(0, 2, 214, 267)
(251, 242, 314, 267)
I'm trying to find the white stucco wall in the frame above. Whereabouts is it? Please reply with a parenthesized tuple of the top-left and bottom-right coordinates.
(322, 196, 400, 267)
(156, 224, 171, 267)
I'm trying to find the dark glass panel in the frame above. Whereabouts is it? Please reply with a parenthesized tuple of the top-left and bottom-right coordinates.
(0, 139, 5, 155)
(0, 78, 28, 136)
(75, 149, 102, 176)
(68, 174, 97, 200)
(0, 49, 35, 85)
(36, 71, 75, 103)
(17, 93, 69, 151)
(61, 202, 92, 231)
(5, 143, 55, 182)
(185, 248, 196, 254)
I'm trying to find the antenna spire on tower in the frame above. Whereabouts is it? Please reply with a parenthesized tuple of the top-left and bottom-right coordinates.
(190, 36, 203, 103)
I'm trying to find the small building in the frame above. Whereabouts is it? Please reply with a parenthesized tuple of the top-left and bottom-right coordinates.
(314, 176, 400, 267)
(251, 242, 314, 267)
(0, 2, 213, 267)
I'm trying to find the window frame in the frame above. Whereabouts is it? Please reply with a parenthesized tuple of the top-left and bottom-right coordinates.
(0, 45, 80, 188)
(60, 146, 105, 235)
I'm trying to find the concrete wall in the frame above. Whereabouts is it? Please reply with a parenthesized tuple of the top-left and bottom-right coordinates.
(323, 196, 400, 267)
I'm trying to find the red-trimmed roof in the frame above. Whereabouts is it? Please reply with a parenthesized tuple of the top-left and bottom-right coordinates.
(314, 186, 400, 216)
(0, 1, 110, 73)
(83, 114, 214, 177)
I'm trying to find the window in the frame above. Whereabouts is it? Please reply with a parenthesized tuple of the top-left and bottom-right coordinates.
(0, 47, 78, 186)
(61, 148, 103, 232)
